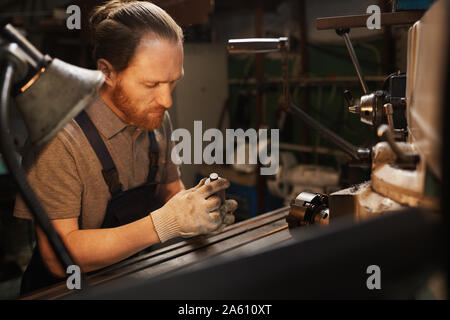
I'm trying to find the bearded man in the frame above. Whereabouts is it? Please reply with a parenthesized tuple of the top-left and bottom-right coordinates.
(14, 0, 236, 294)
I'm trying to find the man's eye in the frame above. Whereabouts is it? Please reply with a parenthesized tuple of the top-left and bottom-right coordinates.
(146, 83, 158, 88)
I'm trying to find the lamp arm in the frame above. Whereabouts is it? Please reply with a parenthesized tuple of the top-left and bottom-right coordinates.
(0, 60, 76, 274)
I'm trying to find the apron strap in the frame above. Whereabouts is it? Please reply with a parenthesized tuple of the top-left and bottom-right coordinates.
(75, 110, 123, 196)
(75, 111, 160, 194)
(147, 130, 159, 183)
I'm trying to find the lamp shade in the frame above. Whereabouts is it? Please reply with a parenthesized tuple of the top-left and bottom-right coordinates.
(14, 58, 105, 147)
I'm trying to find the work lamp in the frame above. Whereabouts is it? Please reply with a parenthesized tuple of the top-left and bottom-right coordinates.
(0, 23, 104, 274)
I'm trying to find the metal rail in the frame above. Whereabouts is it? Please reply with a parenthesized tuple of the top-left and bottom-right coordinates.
(22, 207, 291, 300)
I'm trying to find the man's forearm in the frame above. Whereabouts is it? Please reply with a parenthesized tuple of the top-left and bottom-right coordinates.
(38, 215, 161, 277)
(40, 179, 185, 277)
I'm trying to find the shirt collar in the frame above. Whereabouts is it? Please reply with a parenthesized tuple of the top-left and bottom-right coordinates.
(85, 94, 128, 140)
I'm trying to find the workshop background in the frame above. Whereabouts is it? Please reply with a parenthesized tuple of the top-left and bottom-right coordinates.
(0, 0, 432, 299)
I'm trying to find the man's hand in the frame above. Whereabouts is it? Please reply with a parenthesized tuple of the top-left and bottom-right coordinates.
(150, 178, 234, 242)
(215, 198, 238, 233)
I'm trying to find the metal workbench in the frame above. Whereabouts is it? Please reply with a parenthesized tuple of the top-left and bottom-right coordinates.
(20, 205, 444, 299)
(22, 207, 292, 300)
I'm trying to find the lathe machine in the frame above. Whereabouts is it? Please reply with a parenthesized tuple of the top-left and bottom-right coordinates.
(21, 0, 448, 299)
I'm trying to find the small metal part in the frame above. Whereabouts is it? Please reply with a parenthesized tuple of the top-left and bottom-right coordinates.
(344, 90, 354, 106)
(384, 103, 395, 131)
(348, 90, 387, 128)
(377, 125, 420, 170)
(356, 148, 372, 160)
(359, 93, 376, 125)
(346, 73, 407, 133)
(348, 105, 361, 114)
(208, 172, 219, 182)
(393, 128, 407, 140)
(287, 192, 329, 228)
(361, 91, 385, 126)
(205, 172, 225, 203)
(384, 101, 407, 140)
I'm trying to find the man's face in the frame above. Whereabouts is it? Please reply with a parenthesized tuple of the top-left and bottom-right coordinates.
(109, 35, 184, 130)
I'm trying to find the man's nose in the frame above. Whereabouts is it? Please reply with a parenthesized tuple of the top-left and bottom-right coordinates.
(156, 83, 173, 109)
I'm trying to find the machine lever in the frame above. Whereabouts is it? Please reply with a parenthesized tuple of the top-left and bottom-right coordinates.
(288, 102, 371, 161)
(377, 124, 420, 169)
(336, 28, 370, 95)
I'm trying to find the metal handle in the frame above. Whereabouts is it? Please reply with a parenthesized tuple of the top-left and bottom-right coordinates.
(288, 102, 371, 161)
(336, 28, 369, 94)
(384, 103, 395, 130)
(1, 24, 47, 69)
(377, 124, 420, 169)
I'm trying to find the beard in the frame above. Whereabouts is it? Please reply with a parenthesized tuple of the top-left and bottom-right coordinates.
(111, 80, 165, 131)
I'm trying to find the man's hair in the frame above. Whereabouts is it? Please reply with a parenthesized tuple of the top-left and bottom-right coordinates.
(89, 0, 183, 71)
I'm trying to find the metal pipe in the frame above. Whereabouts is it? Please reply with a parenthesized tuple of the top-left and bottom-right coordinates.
(288, 102, 369, 160)
(281, 42, 290, 111)
(2, 24, 46, 69)
(279, 142, 348, 158)
(340, 31, 370, 94)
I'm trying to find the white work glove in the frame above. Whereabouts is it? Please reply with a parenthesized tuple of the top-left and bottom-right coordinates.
(150, 178, 236, 243)
(213, 198, 237, 234)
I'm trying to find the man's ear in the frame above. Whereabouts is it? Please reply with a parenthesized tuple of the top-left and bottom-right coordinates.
(97, 59, 116, 87)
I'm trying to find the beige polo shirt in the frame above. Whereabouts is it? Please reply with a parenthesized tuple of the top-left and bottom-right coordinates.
(13, 94, 181, 229)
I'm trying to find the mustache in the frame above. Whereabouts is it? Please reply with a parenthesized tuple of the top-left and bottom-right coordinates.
(146, 107, 166, 114)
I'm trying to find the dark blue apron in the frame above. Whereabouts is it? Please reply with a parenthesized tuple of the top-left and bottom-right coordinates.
(20, 110, 163, 294)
